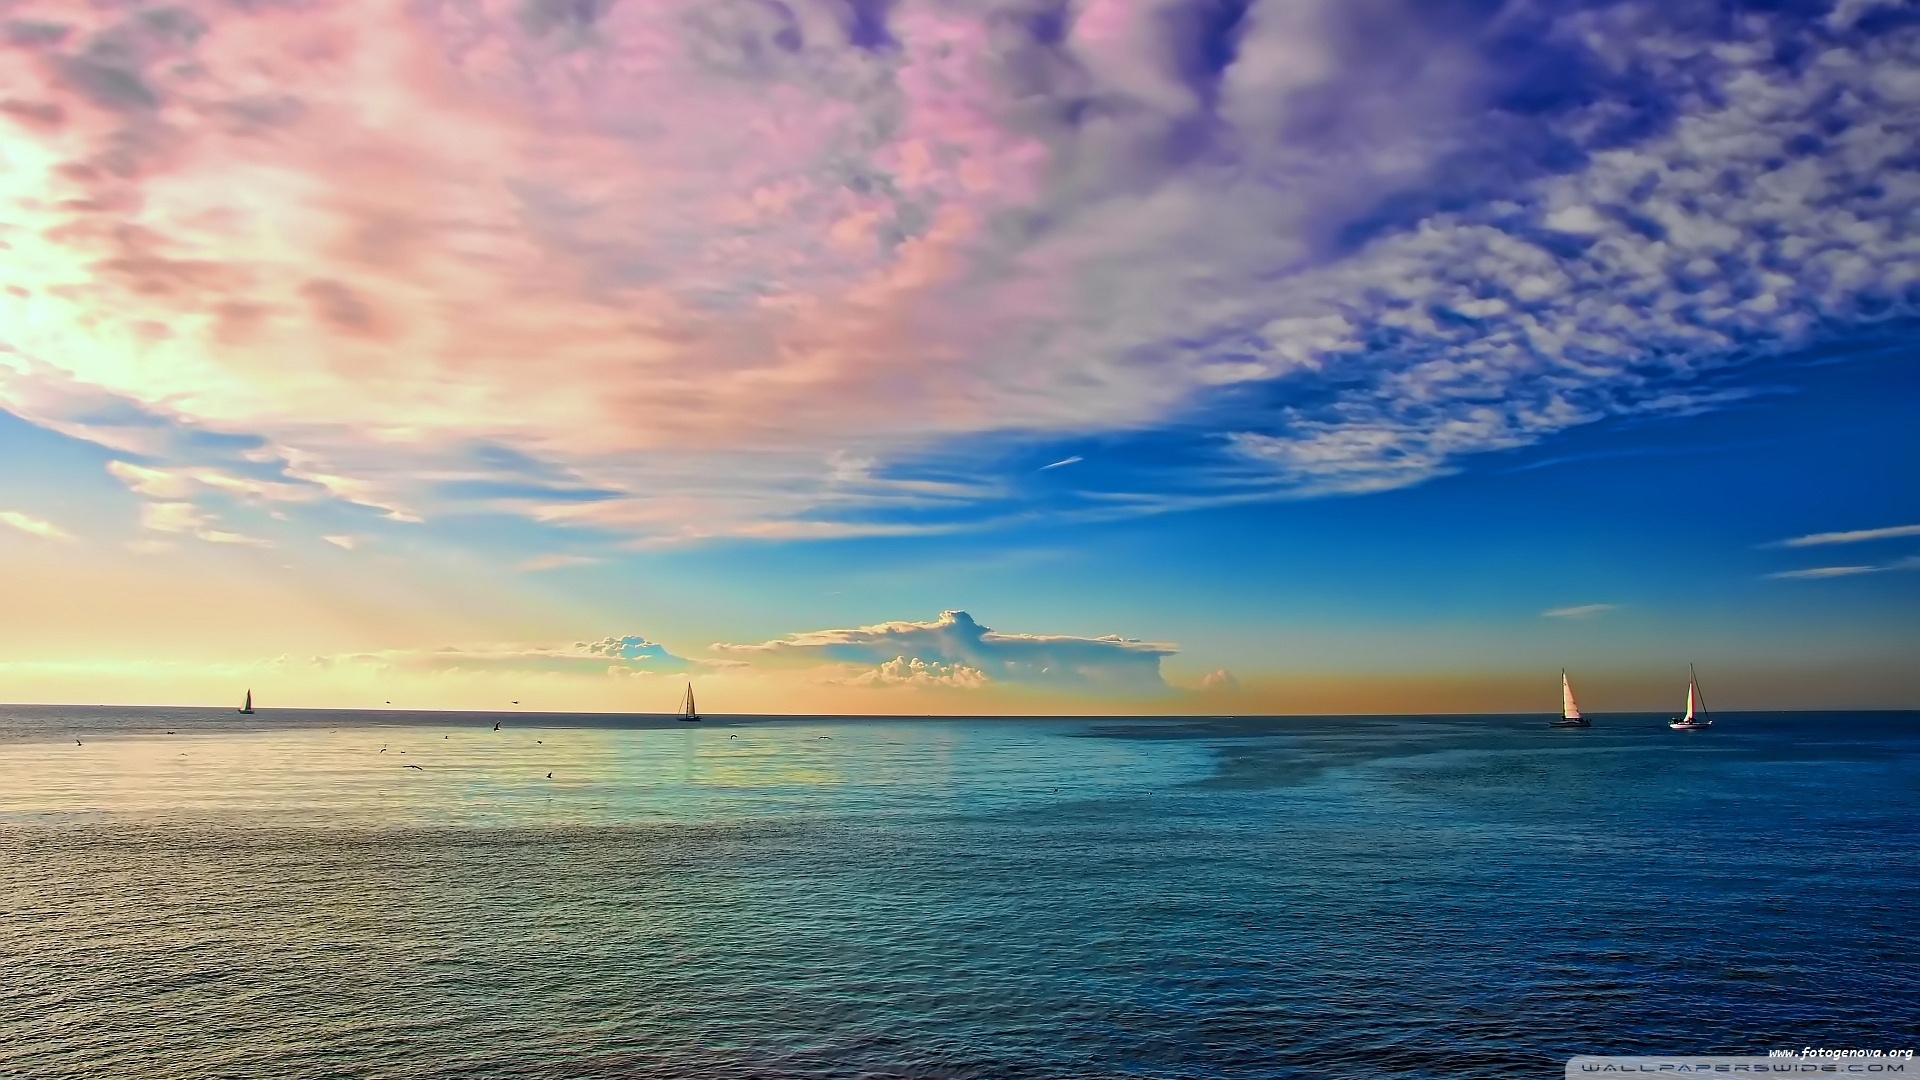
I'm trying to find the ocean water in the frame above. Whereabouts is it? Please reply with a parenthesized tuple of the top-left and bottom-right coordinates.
(1, 707, 1915, 1079)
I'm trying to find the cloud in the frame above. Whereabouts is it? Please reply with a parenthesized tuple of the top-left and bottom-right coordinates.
(335, 634, 693, 676)
(1040, 456, 1083, 470)
(846, 656, 991, 689)
(1543, 603, 1616, 619)
(321, 534, 359, 549)
(715, 609, 1175, 689)
(1768, 556, 1920, 580)
(1768, 565, 1880, 580)
(0, 510, 74, 541)
(137, 501, 267, 546)
(1197, 668, 1238, 692)
(108, 460, 322, 504)
(518, 553, 604, 571)
(1776, 524, 1920, 548)
(0, 0, 1916, 541)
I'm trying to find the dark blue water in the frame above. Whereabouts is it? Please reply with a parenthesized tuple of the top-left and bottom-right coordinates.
(2, 708, 1915, 1078)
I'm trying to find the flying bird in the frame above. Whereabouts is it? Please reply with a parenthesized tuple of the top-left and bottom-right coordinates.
(404, 764, 424, 770)
(492, 722, 501, 731)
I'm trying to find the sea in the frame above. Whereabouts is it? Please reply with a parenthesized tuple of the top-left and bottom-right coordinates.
(1, 707, 1915, 1079)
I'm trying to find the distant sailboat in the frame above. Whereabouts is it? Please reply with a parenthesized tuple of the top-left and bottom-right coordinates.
(1550, 670, 1591, 728)
(677, 683, 700, 723)
(1669, 666, 1713, 730)
(239, 689, 255, 715)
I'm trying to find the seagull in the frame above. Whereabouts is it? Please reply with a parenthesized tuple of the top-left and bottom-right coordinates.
(404, 764, 424, 770)
(379, 747, 387, 753)
(729, 734, 737, 739)
(512, 701, 519, 705)
(492, 721, 501, 731)
(819, 736, 832, 740)
(75, 739, 82, 746)
(546, 772, 552, 779)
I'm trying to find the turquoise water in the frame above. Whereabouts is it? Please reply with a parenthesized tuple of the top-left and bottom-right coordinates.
(2, 708, 1915, 1078)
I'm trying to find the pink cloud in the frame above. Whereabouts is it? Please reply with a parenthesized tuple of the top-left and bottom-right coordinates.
(5, 0, 1912, 539)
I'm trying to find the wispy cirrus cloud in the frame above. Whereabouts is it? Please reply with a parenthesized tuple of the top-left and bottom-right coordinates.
(1776, 524, 1920, 548)
(0, 0, 1915, 542)
(137, 501, 267, 546)
(1768, 565, 1882, 580)
(0, 509, 74, 541)
(1543, 604, 1616, 619)
(1769, 556, 1920, 580)
(325, 635, 694, 676)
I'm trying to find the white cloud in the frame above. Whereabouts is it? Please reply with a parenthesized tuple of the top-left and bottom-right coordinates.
(847, 656, 991, 689)
(1543, 604, 1617, 619)
(322, 534, 360, 549)
(1768, 565, 1879, 580)
(1777, 524, 1920, 547)
(1040, 456, 1084, 471)
(714, 609, 1174, 689)
(1768, 555, 1920, 580)
(0, 510, 74, 542)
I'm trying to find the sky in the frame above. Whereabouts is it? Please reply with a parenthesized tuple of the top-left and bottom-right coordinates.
(1, 0, 1916, 714)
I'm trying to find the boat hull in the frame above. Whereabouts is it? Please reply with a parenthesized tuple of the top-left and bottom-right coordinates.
(1549, 718, 1590, 728)
(1669, 720, 1712, 730)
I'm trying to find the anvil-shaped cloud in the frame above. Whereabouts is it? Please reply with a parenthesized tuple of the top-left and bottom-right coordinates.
(714, 609, 1175, 688)
(1, 0, 1915, 539)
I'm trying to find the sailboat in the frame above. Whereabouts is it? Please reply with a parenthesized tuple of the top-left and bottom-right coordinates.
(1550, 670, 1590, 728)
(677, 682, 700, 723)
(239, 689, 255, 715)
(1669, 665, 1713, 730)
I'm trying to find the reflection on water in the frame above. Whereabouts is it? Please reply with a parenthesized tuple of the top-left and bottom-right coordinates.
(0, 711, 1206, 827)
(2, 708, 1916, 1079)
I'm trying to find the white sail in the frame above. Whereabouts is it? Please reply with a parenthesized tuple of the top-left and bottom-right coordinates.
(1561, 671, 1582, 720)
(1683, 678, 1697, 721)
(680, 683, 697, 719)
